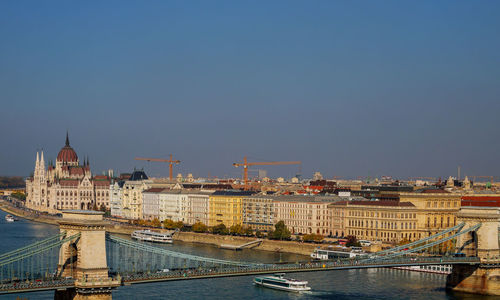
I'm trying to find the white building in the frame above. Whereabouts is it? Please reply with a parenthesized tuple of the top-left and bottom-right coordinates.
(142, 188, 164, 220)
(158, 190, 188, 222)
(110, 181, 124, 217)
(186, 191, 212, 225)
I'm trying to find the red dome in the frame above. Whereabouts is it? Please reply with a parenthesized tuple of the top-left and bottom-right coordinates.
(57, 133, 78, 163)
(57, 146, 78, 163)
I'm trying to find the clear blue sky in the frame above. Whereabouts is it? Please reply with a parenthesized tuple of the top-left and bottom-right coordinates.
(1, 1, 499, 180)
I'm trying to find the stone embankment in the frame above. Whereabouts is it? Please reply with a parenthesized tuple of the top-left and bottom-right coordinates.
(0, 200, 315, 256)
(174, 232, 317, 256)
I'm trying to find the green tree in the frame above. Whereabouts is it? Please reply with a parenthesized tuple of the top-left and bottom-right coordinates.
(10, 191, 26, 201)
(345, 235, 360, 247)
(151, 218, 161, 228)
(243, 226, 254, 236)
(192, 222, 208, 233)
(212, 223, 229, 235)
(255, 230, 264, 238)
(269, 221, 291, 240)
(302, 233, 324, 243)
(173, 221, 184, 229)
(163, 219, 175, 229)
(229, 224, 244, 235)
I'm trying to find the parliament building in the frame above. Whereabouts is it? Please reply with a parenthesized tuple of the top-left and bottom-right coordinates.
(25, 133, 110, 213)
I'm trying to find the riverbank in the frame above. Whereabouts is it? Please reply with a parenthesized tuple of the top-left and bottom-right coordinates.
(0, 200, 315, 256)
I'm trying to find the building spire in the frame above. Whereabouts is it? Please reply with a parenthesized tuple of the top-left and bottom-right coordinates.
(65, 131, 70, 147)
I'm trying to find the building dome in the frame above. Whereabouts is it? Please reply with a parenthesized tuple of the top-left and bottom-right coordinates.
(57, 133, 78, 163)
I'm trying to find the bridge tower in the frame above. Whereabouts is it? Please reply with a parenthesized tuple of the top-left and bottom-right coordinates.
(446, 207, 500, 295)
(55, 210, 120, 300)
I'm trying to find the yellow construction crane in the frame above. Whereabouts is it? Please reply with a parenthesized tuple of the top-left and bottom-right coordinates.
(135, 154, 180, 181)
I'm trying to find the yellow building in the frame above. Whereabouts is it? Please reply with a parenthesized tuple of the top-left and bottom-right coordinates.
(329, 200, 418, 243)
(208, 191, 255, 227)
(399, 190, 462, 238)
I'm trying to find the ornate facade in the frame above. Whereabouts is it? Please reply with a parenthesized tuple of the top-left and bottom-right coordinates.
(25, 133, 110, 213)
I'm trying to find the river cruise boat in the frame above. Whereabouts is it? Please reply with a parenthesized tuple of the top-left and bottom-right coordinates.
(392, 264, 452, 275)
(311, 247, 365, 260)
(5, 214, 16, 222)
(131, 229, 173, 244)
(253, 273, 311, 292)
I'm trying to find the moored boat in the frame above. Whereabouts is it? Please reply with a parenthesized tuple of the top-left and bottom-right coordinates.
(253, 273, 311, 292)
(5, 214, 16, 222)
(131, 229, 173, 243)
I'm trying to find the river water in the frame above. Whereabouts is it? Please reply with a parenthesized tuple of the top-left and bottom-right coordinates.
(0, 209, 496, 300)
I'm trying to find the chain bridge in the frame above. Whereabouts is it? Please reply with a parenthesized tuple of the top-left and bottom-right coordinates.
(0, 208, 498, 299)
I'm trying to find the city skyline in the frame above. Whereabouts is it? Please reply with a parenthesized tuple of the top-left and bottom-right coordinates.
(1, 1, 500, 179)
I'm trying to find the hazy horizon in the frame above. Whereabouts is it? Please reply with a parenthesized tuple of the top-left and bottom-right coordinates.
(1, 1, 499, 180)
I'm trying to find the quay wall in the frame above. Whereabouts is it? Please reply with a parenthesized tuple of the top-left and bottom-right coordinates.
(174, 231, 317, 256)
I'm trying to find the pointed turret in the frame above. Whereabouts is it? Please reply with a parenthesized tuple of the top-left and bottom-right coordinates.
(65, 131, 70, 147)
(40, 151, 46, 178)
(34, 152, 40, 177)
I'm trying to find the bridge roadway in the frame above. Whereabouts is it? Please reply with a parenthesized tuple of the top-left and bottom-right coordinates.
(120, 256, 481, 285)
(0, 256, 482, 294)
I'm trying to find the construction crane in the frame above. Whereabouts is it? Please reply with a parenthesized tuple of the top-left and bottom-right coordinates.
(233, 156, 301, 190)
(135, 154, 180, 181)
(472, 176, 494, 183)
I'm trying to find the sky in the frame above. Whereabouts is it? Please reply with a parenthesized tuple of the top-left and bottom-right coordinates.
(1, 1, 499, 180)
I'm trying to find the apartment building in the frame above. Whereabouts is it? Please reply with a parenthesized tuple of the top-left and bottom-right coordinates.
(273, 195, 340, 235)
(329, 200, 418, 242)
(208, 191, 255, 227)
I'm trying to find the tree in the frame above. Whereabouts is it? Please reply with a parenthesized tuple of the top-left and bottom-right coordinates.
(163, 219, 175, 229)
(229, 224, 244, 236)
(10, 191, 26, 201)
(398, 238, 410, 246)
(255, 230, 264, 238)
(302, 234, 324, 243)
(243, 226, 254, 236)
(151, 218, 161, 228)
(346, 235, 361, 247)
(173, 221, 184, 229)
(192, 222, 208, 233)
(269, 221, 291, 240)
(212, 223, 229, 235)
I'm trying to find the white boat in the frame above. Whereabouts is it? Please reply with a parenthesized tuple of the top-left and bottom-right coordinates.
(392, 264, 452, 275)
(5, 215, 16, 222)
(253, 273, 311, 292)
(131, 229, 173, 243)
(310, 247, 365, 260)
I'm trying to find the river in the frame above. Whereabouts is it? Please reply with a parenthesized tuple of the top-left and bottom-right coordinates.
(0, 209, 495, 300)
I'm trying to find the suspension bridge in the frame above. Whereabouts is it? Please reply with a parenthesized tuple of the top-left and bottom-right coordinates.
(0, 207, 498, 299)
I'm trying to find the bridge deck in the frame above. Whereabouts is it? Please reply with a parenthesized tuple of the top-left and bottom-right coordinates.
(0, 257, 481, 294)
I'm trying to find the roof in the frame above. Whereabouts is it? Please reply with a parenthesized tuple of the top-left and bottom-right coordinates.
(419, 189, 449, 194)
(69, 167, 84, 176)
(59, 179, 79, 187)
(330, 200, 415, 207)
(93, 180, 110, 187)
(57, 133, 78, 163)
(247, 194, 343, 203)
(129, 170, 148, 181)
(211, 190, 256, 196)
(461, 196, 500, 207)
(143, 188, 166, 193)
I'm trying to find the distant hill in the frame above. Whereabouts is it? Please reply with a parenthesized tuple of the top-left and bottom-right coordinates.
(0, 176, 26, 188)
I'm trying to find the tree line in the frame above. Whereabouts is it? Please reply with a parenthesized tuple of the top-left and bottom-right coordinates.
(129, 219, 329, 243)
(0, 176, 25, 188)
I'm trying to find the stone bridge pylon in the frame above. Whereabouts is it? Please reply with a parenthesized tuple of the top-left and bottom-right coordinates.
(446, 207, 500, 295)
(55, 210, 120, 300)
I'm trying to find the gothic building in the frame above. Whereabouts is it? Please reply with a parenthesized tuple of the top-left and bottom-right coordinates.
(25, 133, 110, 213)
